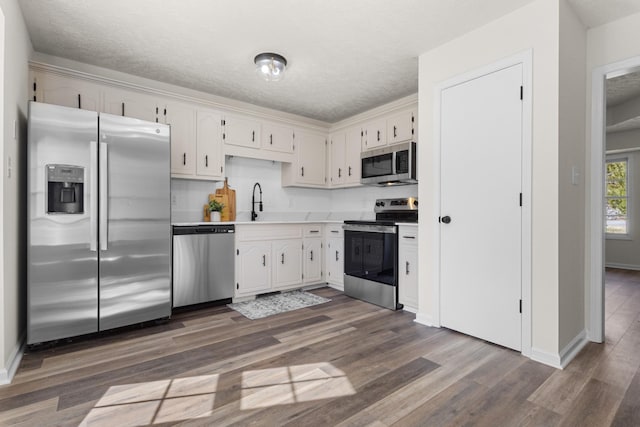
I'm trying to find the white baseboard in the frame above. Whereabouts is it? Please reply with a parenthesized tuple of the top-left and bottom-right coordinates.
(0, 334, 25, 385)
(414, 312, 438, 327)
(529, 347, 562, 369)
(327, 283, 344, 292)
(528, 330, 588, 370)
(559, 329, 588, 368)
(605, 262, 640, 271)
(402, 305, 418, 314)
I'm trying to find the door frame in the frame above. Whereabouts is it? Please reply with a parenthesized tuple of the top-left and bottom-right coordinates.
(432, 50, 533, 357)
(587, 55, 640, 343)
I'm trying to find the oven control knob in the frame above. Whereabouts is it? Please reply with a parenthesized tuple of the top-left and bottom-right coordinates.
(380, 201, 385, 207)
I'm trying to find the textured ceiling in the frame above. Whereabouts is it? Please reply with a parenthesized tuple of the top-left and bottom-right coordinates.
(607, 70, 640, 133)
(18, 0, 640, 123)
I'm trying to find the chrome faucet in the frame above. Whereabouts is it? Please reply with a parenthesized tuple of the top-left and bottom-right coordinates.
(251, 182, 263, 221)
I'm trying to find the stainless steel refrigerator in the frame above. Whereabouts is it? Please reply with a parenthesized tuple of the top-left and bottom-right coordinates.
(27, 101, 171, 345)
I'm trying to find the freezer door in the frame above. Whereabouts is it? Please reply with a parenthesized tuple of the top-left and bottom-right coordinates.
(27, 102, 99, 344)
(98, 113, 171, 331)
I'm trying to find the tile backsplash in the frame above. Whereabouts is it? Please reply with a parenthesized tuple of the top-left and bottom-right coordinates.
(171, 156, 417, 223)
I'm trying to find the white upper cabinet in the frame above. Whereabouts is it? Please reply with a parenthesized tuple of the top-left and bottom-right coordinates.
(329, 131, 346, 186)
(262, 122, 294, 153)
(33, 72, 102, 112)
(282, 131, 326, 187)
(162, 101, 196, 176)
(363, 118, 387, 150)
(195, 109, 224, 179)
(329, 126, 361, 188)
(223, 115, 261, 149)
(103, 88, 160, 123)
(387, 109, 415, 145)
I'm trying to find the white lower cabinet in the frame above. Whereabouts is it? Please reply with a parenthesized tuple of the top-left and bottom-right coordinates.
(272, 239, 303, 291)
(303, 224, 324, 284)
(398, 226, 418, 311)
(235, 224, 326, 298)
(235, 241, 271, 296)
(325, 224, 344, 290)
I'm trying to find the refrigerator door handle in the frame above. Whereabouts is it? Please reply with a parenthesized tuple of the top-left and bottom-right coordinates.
(90, 141, 98, 252)
(99, 142, 108, 251)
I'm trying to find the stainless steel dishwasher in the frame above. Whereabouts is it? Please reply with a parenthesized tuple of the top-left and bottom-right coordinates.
(172, 224, 235, 308)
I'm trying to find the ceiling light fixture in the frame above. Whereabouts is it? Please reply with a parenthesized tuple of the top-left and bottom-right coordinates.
(254, 52, 287, 82)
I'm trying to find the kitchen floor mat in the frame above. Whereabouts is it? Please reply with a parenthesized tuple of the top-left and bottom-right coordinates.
(227, 290, 331, 320)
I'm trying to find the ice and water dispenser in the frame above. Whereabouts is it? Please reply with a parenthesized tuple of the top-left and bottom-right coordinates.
(46, 165, 84, 214)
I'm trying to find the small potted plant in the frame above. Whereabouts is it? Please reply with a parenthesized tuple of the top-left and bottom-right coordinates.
(208, 199, 224, 222)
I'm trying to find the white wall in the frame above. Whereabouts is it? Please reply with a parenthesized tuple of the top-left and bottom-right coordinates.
(0, 0, 32, 383)
(558, 0, 587, 352)
(172, 156, 417, 223)
(605, 129, 640, 268)
(418, 0, 563, 357)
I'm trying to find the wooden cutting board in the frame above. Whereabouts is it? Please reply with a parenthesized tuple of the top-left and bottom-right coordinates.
(215, 178, 236, 221)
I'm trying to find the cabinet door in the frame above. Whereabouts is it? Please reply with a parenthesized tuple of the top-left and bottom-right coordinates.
(325, 237, 344, 287)
(363, 119, 386, 150)
(297, 131, 326, 185)
(103, 88, 159, 122)
(330, 132, 346, 186)
(164, 101, 196, 176)
(398, 234, 419, 309)
(344, 127, 362, 185)
(272, 239, 303, 290)
(34, 72, 101, 112)
(303, 238, 323, 284)
(387, 109, 415, 145)
(196, 109, 224, 178)
(236, 242, 271, 296)
(262, 122, 294, 153)
(224, 115, 261, 148)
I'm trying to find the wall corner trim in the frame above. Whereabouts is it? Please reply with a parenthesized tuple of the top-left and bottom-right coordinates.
(529, 347, 562, 369)
(0, 334, 25, 385)
(559, 329, 589, 368)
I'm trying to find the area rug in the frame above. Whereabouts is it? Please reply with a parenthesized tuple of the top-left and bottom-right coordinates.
(227, 290, 331, 320)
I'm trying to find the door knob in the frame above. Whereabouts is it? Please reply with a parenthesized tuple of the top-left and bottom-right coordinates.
(441, 216, 451, 224)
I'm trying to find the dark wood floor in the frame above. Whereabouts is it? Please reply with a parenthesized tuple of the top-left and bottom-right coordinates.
(1, 270, 639, 426)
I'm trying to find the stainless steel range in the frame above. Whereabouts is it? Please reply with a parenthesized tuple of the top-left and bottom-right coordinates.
(343, 197, 418, 310)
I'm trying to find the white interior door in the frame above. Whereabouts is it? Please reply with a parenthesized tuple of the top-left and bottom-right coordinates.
(440, 63, 523, 351)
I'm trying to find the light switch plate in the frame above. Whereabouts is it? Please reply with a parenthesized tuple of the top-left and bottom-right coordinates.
(571, 166, 580, 185)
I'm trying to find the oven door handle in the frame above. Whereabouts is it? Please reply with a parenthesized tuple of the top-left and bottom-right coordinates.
(342, 224, 397, 234)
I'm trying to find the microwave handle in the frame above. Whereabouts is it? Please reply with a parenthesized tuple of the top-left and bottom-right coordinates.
(391, 151, 397, 175)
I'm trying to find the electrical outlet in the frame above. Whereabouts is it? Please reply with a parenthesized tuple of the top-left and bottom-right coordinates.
(171, 194, 177, 206)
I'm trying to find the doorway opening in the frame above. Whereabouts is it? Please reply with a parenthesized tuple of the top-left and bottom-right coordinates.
(588, 57, 640, 343)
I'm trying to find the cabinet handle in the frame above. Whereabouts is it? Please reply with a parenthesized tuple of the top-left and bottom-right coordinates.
(270, 134, 273, 145)
(348, 166, 352, 176)
(406, 261, 410, 275)
(221, 166, 223, 173)
(331, 230, 339, 234)
(377, 130, 380, 141)
(121, 102, 125, 117)
(335, 250, 339, 262)
(402, 235, 416, 239)
(338, 168, 341, 178)
(205, 155, 208, 167)
(281, 253, 285, 264)
(394, 125, 397, 138)
(262, 255, 266, 266)
(310, 230, 319, 233)
(183, 153, 186, 166)
(252, 130, 255, 142)
(310, 250, 314, 261)
(77, 94, 81, 109)
(301, 166, 304, 177)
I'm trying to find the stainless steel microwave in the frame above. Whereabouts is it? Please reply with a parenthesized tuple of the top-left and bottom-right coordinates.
(360, 141, 417, 186)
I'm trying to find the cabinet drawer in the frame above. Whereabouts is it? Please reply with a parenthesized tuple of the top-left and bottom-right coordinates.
(303, 224, 323, 237)
(325, 224, 344, 237)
